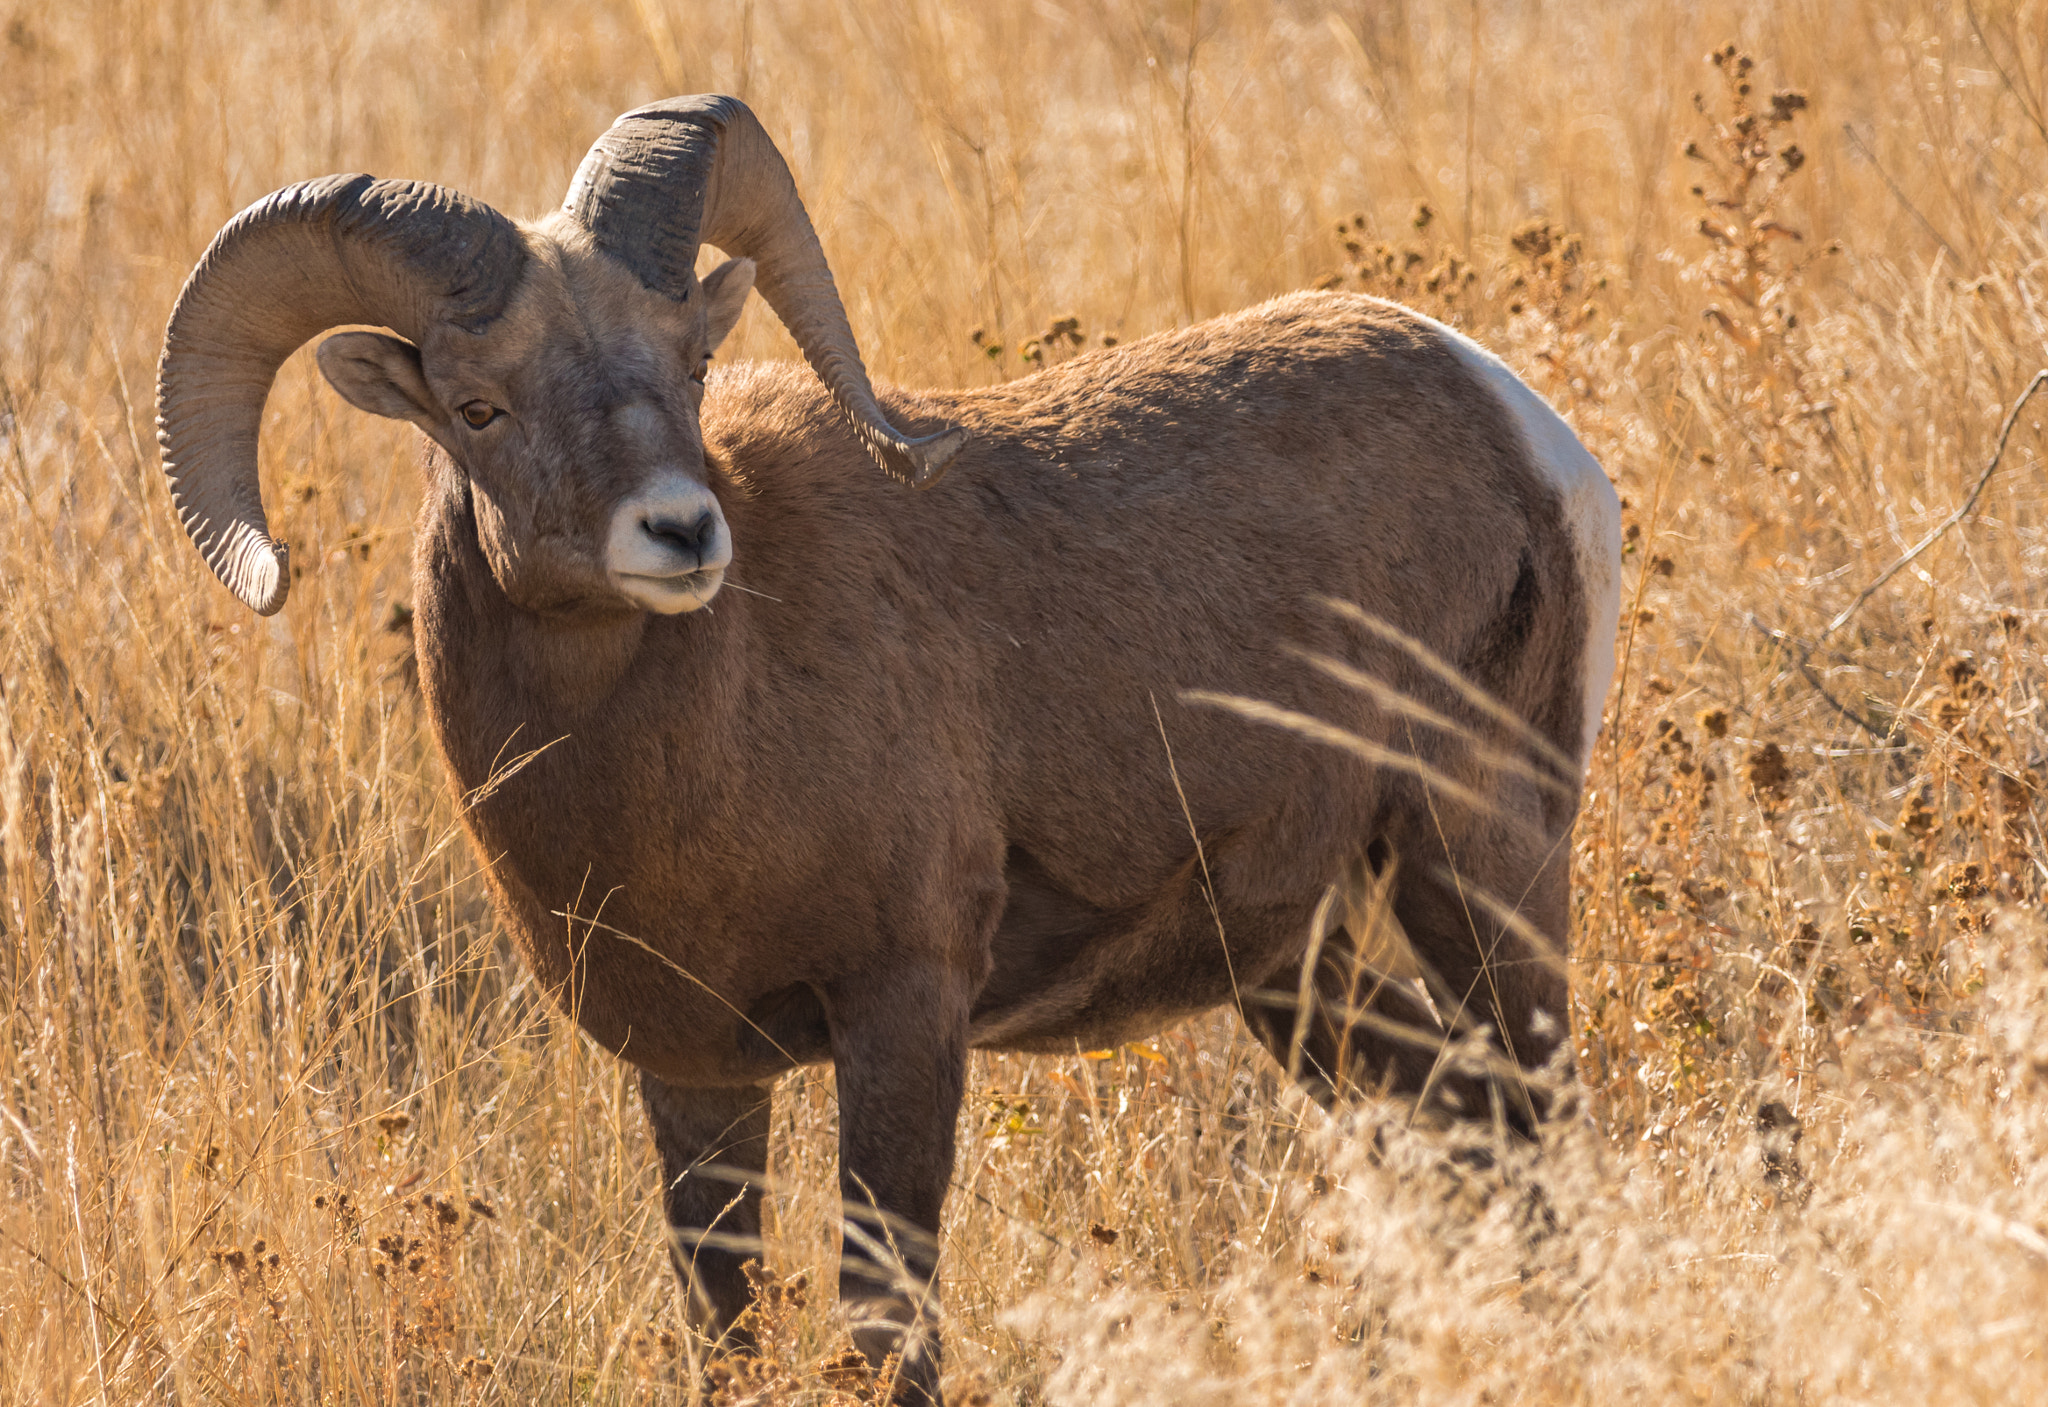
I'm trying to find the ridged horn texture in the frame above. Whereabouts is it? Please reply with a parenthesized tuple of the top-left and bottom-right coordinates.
(564, 95, 967, 490)
(156, 175, 528, 614)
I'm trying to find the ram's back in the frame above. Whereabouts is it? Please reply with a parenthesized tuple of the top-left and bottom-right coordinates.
(705, 293, 1595, 915)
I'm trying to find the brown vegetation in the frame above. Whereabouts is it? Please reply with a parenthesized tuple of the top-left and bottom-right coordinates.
(3, 1, 2048, 1402)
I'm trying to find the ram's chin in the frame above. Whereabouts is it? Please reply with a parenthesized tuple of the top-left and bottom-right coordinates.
(617, 568, 725, 614)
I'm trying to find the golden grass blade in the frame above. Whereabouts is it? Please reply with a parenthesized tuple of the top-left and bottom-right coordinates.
(1289, 644, 1580, 800)
(1318, 597, 1581, 780)
(1181, 689, 1500, 818)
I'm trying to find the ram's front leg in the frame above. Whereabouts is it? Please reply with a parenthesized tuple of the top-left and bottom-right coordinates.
(639, 1074, 774, 1353)
(828, 964, 971, 1407)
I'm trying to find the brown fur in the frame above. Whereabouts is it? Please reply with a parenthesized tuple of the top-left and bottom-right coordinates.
(366, 256, 1590, 1400)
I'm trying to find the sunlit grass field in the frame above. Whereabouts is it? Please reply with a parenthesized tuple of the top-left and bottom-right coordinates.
(5, 1, 2048, 1401)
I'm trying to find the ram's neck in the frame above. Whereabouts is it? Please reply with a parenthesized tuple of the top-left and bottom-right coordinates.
(408, 468, 746, 825)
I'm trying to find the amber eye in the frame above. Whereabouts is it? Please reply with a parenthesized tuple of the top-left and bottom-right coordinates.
(690, 355, 711, 386)
(459, 401, 500, 429)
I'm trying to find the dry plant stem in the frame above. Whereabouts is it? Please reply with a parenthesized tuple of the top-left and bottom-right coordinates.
(1841, 122, 1964, 268)
(1963, 0, 2048, 145)
(1803, 370, 2048, 660)
(1774, 369, 2048, 738)
(1749, 612, 1896, 742)
(1463, 0, 1479, 251)
(1151, 694, 1241, 1013)
(1176, 0, 1203, 325)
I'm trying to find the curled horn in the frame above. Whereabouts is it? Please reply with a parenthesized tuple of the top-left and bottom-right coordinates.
(563, 95, 967, 490)
(156, 176, 527, 614)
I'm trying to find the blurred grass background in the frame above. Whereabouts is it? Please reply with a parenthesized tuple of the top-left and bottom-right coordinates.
(4, 1, 2048, 1402)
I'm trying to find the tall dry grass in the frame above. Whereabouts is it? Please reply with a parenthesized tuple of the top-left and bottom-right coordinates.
(3, 0, 2048, 1401)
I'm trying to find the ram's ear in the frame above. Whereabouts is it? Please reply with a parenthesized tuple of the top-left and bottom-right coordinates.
(701, 257, 756, 352)
(316, 331, 443, 433)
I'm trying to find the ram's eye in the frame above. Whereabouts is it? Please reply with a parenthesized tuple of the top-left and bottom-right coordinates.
(459, 401, 501, 429)
(690, 355, 711, 386)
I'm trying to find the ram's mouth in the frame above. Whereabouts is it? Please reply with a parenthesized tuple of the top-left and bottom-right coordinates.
(615, 565, 725, 614)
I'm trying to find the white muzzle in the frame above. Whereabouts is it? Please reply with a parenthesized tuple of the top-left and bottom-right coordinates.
(605, 472, 732, 614)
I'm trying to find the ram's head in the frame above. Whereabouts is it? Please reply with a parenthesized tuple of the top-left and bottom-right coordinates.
(156, 96, 965, 617)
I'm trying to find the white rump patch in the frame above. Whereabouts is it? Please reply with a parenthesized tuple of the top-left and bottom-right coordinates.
(1426, 317, 1623, 769)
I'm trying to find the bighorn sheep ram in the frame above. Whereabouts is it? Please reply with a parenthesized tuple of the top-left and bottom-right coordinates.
(158, 96, 1620, 1403)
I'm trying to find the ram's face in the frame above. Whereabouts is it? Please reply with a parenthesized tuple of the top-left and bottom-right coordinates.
(317, 239, 756, 616)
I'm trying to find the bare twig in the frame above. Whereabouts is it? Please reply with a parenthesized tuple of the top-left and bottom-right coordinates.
(1797, 369, 2048, 672)
(1749, 614, 1894, 741)
(1964, 0, 2048, 146)
(1841, 123, 1965, 268)
(1762, 371, 2046, 740)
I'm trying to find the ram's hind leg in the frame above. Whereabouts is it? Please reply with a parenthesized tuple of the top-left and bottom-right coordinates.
(639, 1075, 774, 1352)
(1243, 911, 1455, 1114)
(1245, 822, 1572, 1135)
(1385, 816, 1573, 1132)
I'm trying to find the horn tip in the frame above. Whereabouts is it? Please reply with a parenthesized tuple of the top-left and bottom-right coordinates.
(902, 424, 969, 491)
(224, 536, 291, 616)
(246, 582, 290, 616)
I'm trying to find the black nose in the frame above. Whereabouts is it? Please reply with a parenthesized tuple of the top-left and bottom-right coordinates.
(643, 511, 718, 561)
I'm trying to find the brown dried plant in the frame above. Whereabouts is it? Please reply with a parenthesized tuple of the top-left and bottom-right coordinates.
(1318, 201, 1481, 325)
(1681, 44, 1844, 484)
(970, 313, 1111, 374)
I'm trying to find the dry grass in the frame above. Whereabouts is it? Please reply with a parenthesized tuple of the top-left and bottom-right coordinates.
(4, 0, 2048, 1401)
